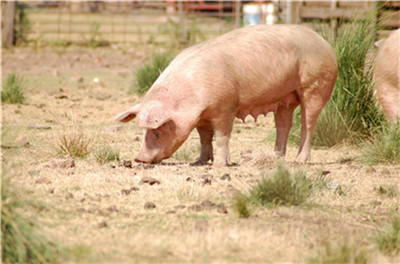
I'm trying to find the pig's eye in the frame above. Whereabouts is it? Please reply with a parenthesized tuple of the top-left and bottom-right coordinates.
(154, 131, 160, 139)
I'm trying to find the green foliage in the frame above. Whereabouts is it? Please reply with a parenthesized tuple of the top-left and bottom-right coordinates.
(309, 241, 369, 264)
(2, 73, 25, 104)
(1, 180, 62, 264)
(233, 193, 251, 218)
(249, 165, 312, 207)
(360, 123, 400, 165)
(80, 22, 110, 48)
(376, 217, 400, 256)
(134, 51, 174, 96)
(159, 18, 205, 49)
(173, 144, 200, 161)
(14, 3, 31, 45)
(95, 146, 120, 165)
(375, 184, 399, 198)
(56, 125, 93, 158)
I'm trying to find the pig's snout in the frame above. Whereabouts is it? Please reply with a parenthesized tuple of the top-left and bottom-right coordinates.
(134, 154, 162, 164)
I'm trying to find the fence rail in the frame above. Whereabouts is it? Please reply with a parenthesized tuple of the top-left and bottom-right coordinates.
(2, 1, 399, 47)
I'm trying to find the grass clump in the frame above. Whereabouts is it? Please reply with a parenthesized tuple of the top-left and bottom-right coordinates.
(374, 184, 399, 198)
(248, 165, 312, 207)
(134, 51, 174, 96)
(56, 124, 93, 158)
(309, 241, 369, 264)
(2, 73, 25, 104)
(1, 180, 62, 263)
(375, 217, 400, 256)
(233, 193, 251, 218)
(360, 123, 400, 165)
(95, 146, 120, 165)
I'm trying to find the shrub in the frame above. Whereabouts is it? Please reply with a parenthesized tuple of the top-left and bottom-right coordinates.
(56, 124, 93, 158)
(376, 217, 400, 256)
(360, 123, 400, 165)
(248, 165, 312, 207)
(374, 184, 399, 198)
(1, 180, 62, 263)
(133, 51, 175, 96)
(2, 73, 25, 104)
(95, 146, 120, 165)
(233, 193, 251, 218)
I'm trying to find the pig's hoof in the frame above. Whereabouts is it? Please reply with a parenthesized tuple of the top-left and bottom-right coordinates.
(190, 160, 209, 166)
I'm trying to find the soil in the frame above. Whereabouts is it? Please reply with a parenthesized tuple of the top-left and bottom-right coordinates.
(2, 46, 400, 263)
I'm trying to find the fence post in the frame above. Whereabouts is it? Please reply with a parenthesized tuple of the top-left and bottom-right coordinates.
(178, 1, 186, 44)
(330, 0, 338, 43)
(1, 1, 16, 47)
(286, 0, 301, 24)
(234, 0, 241, 28)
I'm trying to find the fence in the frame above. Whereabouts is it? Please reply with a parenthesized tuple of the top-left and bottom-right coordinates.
(3, 1, 400, 47)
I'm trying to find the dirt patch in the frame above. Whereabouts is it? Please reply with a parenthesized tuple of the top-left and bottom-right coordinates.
(2, 46, 400, 263)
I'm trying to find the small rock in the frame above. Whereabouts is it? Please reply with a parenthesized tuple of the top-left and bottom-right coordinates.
(140, 176, 160, 185)
(186, 176, 194, 182)
(220, 173, 231, 181)
(49, 188, 55, 194)
(104, 125, 123, 132)
(366, 166, 376, 174)
(188, 204, 203, 212)
(123, 160, 132, 168)
(98, 221, 108, 228)
(51, 158, 75, 168)
(55, 94, 68, 99)
(200, 200, 215, 210)
(166, 210, 176, 214)
(321, 170, 331, 176)
(216, 203, 228, 214)
(35, 177, 52, 184)
(121, 186, 139, 195)
(174, 205, 186, 210)
(29, 170, 41, 176)
(65, 193, 74, 200)
(108, 205, 118, 212)
(201, 176, 212, 186)
(144, 202, 156, 209)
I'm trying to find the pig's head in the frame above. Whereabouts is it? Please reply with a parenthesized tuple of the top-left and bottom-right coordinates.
(114, 100, 191, 164)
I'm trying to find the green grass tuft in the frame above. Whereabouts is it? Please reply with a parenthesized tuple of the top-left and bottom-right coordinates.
(2, 73, 25, 104)
(1, 180, 63, 263)
(309, 241, 369, 264)
(375, 184, 399, 198)
(360, 123, 400, 165)
(55, 125, 93, 158)
(233, 193, 251, 218)
(133, 51, 174, 96)
(248, 165, 312, 207)
(376, 217, 400, 256)
(95, 146, 120, 165)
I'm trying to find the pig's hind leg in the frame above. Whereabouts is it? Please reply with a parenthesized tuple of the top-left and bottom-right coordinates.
(192, 125, 214, 165)
(274, 103, 299, 158)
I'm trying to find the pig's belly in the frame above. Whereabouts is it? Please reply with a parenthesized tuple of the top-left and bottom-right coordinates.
(236, 92, 300, 122)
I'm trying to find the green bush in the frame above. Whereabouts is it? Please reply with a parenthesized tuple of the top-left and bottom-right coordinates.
(249, 165, 312, 207)
(376, 217, 400, 256)
(2, 73, 25, 104)
(233, 193, 251, 218)
(95, 146, 120, 165)
(360, 123, 400, 165)
(1, 180, 62, 263)
(133, 52, 174, 96)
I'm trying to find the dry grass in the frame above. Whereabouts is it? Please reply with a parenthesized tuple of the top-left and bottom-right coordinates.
(2, 46, 400, 263)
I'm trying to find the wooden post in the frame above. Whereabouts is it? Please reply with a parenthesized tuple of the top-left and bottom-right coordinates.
(1, 1, 16, 47)
(330, 0, 338, 43)
(178, 1, 186, 44)
(286, 0, 301, 24)
(234, 0, 241, 28)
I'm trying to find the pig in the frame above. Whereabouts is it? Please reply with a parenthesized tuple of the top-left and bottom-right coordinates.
(114, 24, 338, 165)
(374, 29, 400, 123)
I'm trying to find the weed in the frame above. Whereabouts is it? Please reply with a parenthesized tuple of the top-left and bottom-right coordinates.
(2, 73, 25, 104)
(360, 123, 400, 165)
(133, 51, 175, 96)
(309, 241, 369, 264)
(1, 179, 63, 263)
(80, 22, 110, 48)
(248, 165, 312, 207)
(95, 145, 120, 165)
(375, 217, 400, 256)
(55, 124, 93, 158)
(159, 18, 205, 49)
(14, 3, 31, 45)
(374, 184, 399, 198)
(232, 193, 251, 218)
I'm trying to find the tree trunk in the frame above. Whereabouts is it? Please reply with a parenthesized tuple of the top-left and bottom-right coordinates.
(1, 1, 16, 47)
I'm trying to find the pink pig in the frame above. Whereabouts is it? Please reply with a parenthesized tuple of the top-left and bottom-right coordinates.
(374, 29, 400, 123)
(114, 25, 337, 165)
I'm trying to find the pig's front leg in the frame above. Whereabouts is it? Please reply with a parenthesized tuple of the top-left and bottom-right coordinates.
(192, 125, 214, 165)
(213, 116, 235, 166)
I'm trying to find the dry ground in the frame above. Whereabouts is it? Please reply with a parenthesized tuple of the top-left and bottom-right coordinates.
(2, 46, 400, 263)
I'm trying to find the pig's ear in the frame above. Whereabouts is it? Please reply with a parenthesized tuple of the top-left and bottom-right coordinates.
(137, 101, 172, 129)
(113, 104, 141, 123)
